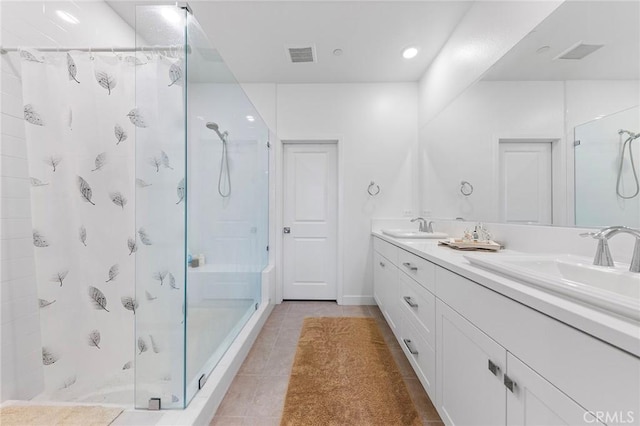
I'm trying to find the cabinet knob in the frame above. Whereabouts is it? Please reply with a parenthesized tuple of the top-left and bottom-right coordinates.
(402, 262, 418, 271)
(504, 374, 517, 393)
(403, 296, 419, 308)
(403, 338, 419, 355)
(379, 261, 385, 267)
(488, 359, 501, 376)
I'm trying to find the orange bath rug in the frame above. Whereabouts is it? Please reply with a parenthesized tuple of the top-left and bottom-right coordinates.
(280, 317, 421, 426)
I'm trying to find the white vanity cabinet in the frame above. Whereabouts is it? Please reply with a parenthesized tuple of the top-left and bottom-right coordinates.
(436, 298, 602, 426)
(373, 239, 401, 333)
(372, 235, 639, 426)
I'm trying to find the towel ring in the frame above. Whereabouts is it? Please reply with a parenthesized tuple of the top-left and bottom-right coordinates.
(368, 181, 380, 196)
(460, 180, 473, 196)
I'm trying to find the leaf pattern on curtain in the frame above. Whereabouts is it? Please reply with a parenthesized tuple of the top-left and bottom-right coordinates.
(114, 124, 128, 145)
(95, 70, 117, 95)
(77, 176, 95, 205)
(67, 53, 80, 83)
(21, 50, 43, 63)
(24, 104, 44, 126)
(92, 152, 107, 171)
(21, 50, 186, 403)
(168, 60, 183, 87)
(127, 108, 147, 128)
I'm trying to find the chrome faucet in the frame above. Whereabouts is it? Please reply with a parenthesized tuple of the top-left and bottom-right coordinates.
(411, 217, 434, 233)
(580, 226, 640, 273)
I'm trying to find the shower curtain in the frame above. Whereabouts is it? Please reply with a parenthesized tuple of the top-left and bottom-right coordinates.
(20, 49, 185, 402)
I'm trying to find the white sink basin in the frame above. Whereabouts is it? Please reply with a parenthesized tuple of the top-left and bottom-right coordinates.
(381, 229, 448, 239)
(464, 254, 640, 321)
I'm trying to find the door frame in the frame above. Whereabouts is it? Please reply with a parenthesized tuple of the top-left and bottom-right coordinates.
(491, 135, 563, 225)
(276, 138, 343, 304)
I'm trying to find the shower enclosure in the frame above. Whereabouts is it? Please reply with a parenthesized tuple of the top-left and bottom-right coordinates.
(13, 3, 269, 410)
(575, 105, 639, 228)
(134, 5, 269, 409)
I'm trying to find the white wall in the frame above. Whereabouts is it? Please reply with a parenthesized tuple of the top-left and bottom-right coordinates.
(0, 0, 134, 401)
(417, 0, 562, 127)
(275, 83, 418, 304)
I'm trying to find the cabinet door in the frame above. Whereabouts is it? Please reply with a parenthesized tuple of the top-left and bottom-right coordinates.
(373, 252, 400, 333)
(506, 353, 604, 426)
(436, 299, 506, 426)
(373, 251, 386, 307)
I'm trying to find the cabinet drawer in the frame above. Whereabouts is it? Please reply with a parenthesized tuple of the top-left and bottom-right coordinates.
(399, 272, 435, 349)
(400, 312, 436, 399)
(373, 237, 398, 266)
(398, 249, 435, 293)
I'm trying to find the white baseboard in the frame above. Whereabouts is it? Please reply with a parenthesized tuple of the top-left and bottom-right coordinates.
(341, 295, 376, 306)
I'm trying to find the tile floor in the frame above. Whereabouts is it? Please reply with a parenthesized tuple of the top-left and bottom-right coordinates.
(210, 301, 443, 425)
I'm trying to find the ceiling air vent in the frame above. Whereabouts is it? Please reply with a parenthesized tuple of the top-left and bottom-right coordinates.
(554, 42, 604, 60)
(286, 45, 316, 63)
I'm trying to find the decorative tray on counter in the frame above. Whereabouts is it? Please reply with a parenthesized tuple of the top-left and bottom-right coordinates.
(438, 238, 502, 252)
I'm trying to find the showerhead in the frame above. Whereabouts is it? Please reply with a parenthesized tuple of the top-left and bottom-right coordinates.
(206, 122, 228, 142)
(619, 129, 640, 140)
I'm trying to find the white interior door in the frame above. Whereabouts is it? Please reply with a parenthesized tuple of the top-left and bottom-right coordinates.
(283, 143, 337, 300)
(499, 142, 552, 224)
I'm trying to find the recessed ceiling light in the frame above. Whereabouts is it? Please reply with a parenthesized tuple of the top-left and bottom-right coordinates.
(161, 8, 182, 25)
(402, 47, 419, 59)
(246, 115, 255, 122)
(56, 10, 79, 24)
(333, 48, 343, 56)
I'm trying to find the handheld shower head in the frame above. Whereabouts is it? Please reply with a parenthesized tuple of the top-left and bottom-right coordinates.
(206, 122, 228, 142)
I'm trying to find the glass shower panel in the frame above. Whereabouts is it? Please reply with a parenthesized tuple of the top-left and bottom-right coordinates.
(134, 5, 188, 409)
(575, 106, 640, 228)
(184, 15, 269, 404)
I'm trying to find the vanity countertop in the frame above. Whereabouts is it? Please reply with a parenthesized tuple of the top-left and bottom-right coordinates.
(372, 231, 640, 358)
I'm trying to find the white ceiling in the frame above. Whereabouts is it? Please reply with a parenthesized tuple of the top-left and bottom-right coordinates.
(107, 1, 473, 83)
(482, 1, 640, 81)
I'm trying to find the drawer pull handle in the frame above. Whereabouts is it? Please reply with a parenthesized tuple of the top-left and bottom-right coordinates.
(504, 374, 517, 393)
(403, 296, 418, 308)
(488, 359, 501, 376)
(379, 261, 385, 267)
(402, 262, 418, 271)
(403, 338, 419, 355)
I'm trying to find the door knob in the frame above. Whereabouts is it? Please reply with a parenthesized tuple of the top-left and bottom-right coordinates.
(283, 227, 291, 234)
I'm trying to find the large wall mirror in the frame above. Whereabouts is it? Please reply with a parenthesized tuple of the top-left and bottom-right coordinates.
(420, 1, 639, 228)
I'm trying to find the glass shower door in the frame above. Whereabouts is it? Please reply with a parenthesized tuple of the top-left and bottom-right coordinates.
(183, 12, 269, 404)
(134, 4, 188, 410)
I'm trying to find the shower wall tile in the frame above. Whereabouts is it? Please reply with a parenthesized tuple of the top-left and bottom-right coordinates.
(0, 218, 31, 239)
(0, 71, 22, 98)
(0, 198, 31, 220)
(0, 175, 29, 198)
(0, 155, 29, 178)
(0, 134, 27, 159)
(1, 114, 26, 138)
(0, 46, 40, 406)
(0, 92, 23, 120)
